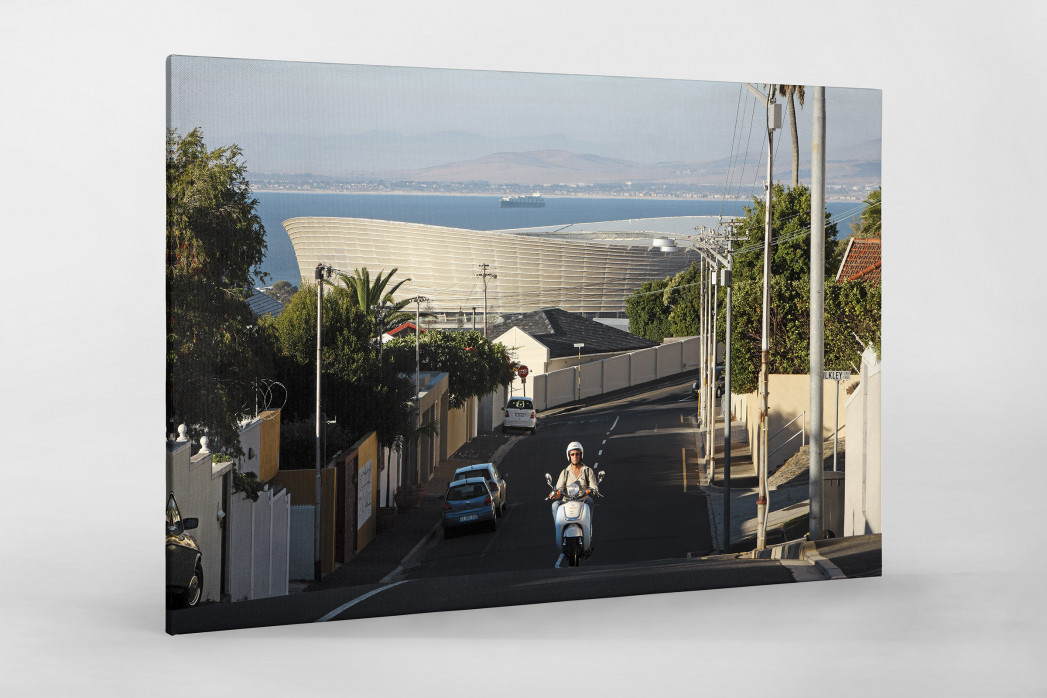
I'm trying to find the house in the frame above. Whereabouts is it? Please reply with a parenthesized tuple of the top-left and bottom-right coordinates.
(381, 320, 423, 342)
(487, 307, 659, 396)
(246, 288, 286, 317)
(836, 238, 881, 284)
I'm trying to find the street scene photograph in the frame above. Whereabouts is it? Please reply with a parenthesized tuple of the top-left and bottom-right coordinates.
(166, 56, 883, 634)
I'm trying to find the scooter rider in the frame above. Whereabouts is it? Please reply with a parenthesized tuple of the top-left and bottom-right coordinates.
(548, 441, 599, 519)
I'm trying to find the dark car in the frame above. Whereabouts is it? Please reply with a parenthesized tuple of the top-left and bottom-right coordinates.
(451, 462, 508, 516)
(691, 365, 726, 400)
(166, 493, 203, 608)
(442, 476, 497, 537)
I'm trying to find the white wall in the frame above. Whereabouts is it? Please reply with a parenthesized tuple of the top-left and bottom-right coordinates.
(166, 437, 230, 604)
(845, 348, 882, 536)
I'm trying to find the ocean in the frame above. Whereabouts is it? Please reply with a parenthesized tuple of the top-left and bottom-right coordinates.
(252, 192, 865, 288)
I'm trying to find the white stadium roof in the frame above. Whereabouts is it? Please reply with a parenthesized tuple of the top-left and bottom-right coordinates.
(284, 216, 723, 316)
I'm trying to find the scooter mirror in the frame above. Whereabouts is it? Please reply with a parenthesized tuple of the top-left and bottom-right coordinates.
(597, 471, 605, 483)
(544, 474, 553, 487)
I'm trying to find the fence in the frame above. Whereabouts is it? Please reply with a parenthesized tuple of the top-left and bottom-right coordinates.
(527, 336, 700, 411)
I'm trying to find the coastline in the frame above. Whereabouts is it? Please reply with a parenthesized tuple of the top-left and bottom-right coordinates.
(252, 189, 870, 204)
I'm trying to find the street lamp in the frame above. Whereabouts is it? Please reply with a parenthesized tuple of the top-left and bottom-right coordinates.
(314, 262, 333, 582)
(573, 343, 585, 401)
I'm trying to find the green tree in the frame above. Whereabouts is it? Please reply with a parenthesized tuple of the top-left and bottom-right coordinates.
(721, 275, 880, 394)
(339, 267, 414, 329)
(777, 85, 806, 188)
(626, 278, 672, 342)
(731, 183, 841, 285)
(849, 187, 882, 238)
(386, 330, 516, 409)
(260, 283, 416, 465)
(167, 128, 270, 455)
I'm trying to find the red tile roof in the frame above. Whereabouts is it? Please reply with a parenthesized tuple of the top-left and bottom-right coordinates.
(836, 238, 881, 284)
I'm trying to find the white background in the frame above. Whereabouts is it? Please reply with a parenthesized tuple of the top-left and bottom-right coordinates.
(2, 1, 1044, 695)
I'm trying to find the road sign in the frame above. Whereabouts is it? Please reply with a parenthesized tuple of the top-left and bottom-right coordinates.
(518, 365, 529, 379)
(823, 370, 851, 381)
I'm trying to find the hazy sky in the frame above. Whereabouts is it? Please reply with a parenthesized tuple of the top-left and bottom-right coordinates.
(168, 55, 881, 173)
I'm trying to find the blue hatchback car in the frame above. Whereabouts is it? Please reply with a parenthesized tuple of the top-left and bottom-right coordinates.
(442, 476, 497, 538)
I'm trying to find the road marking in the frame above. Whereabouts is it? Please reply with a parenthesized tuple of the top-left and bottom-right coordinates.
(682, 448, 687, 492)
(316, 580, 409, 622)
(602, 439, 607, 445)
(598, 450, 603, 456)
(556, 553, 565, 568)
(609, 417, 619, 432)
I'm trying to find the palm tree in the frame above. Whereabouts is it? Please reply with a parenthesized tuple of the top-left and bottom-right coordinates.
(777, 84, 806, 188)
(339, 267, 416, 330)
(855, 188, 881, 237)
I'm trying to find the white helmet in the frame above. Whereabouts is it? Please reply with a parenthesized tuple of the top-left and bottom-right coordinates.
(566, 441, 584, 460)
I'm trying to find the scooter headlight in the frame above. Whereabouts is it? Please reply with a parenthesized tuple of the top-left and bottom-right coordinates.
(567, 482, 581, 497)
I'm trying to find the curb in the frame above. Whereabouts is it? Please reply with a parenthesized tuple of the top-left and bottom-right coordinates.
(801, 545, 848, 580)
(379, 435, 523, 584)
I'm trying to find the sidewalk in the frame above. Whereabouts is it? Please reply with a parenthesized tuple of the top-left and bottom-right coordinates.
(696, 410, 881, 578)
(303, 432, 521, 592)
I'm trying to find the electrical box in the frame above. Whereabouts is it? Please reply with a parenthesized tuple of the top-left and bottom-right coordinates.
(720, 269, 732, 287)
(768, 103, 783, 130)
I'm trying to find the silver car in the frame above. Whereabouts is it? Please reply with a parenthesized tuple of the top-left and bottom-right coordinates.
(451, 462, 508, 516)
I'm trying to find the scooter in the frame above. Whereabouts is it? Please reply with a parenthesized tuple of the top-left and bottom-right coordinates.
(545, 471, 604, 567)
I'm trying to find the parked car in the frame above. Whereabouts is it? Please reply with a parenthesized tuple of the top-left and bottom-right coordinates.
(451, 462, 508, 516)
(442, 476, 498, 537)
(691, 366, 726, 400)
(503, 396, 537, 434)
(166, 493, 203, 608)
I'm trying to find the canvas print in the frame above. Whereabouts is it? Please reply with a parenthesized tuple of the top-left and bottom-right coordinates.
(166, 56, 882, 634)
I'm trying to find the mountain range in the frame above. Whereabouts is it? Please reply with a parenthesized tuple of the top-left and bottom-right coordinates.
(238, 129, 880, 188)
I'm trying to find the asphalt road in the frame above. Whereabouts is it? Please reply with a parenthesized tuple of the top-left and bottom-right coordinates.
(169, 379, 801, 633)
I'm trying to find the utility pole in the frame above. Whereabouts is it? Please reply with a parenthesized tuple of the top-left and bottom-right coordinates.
(472, 306, 477, 331)
(314, 262, 332, 581)
(574, 343, 585, 400)
(722, 227, 735, 550)
(809, 86, 826, 540)
(413, 295, 429, 486)
(477, 264, 497, 337)
(707, 256, 719, 483)
(745, 83, 782, 551)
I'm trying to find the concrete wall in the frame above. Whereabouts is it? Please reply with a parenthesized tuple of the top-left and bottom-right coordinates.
(354, 432, 379, 554)
(444, 395, 477, 460)
(546, 365, 578, 407)
(845, 348, 882, 536)
(603, 353, 631, 394)
(630, 347, 657, 385)
(166, 438, 230, 604)
(741, 374, 852, 474)
(479, 384, 507, 431)
(259, 409, 281, 481)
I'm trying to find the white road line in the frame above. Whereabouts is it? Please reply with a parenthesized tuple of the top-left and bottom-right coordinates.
(610, 417, 619, 432)
(315, 580, 409, 622)
(556, 553, 565, 568)
(598, 450, 603, 456)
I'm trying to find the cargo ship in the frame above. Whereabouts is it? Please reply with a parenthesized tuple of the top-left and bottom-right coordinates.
(499, 193, 545, 208)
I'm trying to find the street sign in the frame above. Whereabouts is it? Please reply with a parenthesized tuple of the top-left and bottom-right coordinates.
(517, 365, 529, 379)
(823, 370, 851, 381)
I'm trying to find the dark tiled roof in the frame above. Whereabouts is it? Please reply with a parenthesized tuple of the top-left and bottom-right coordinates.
(246, 289, 285, 318)
(836, 238, 881, 284)
(487, 307, 658, 358)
